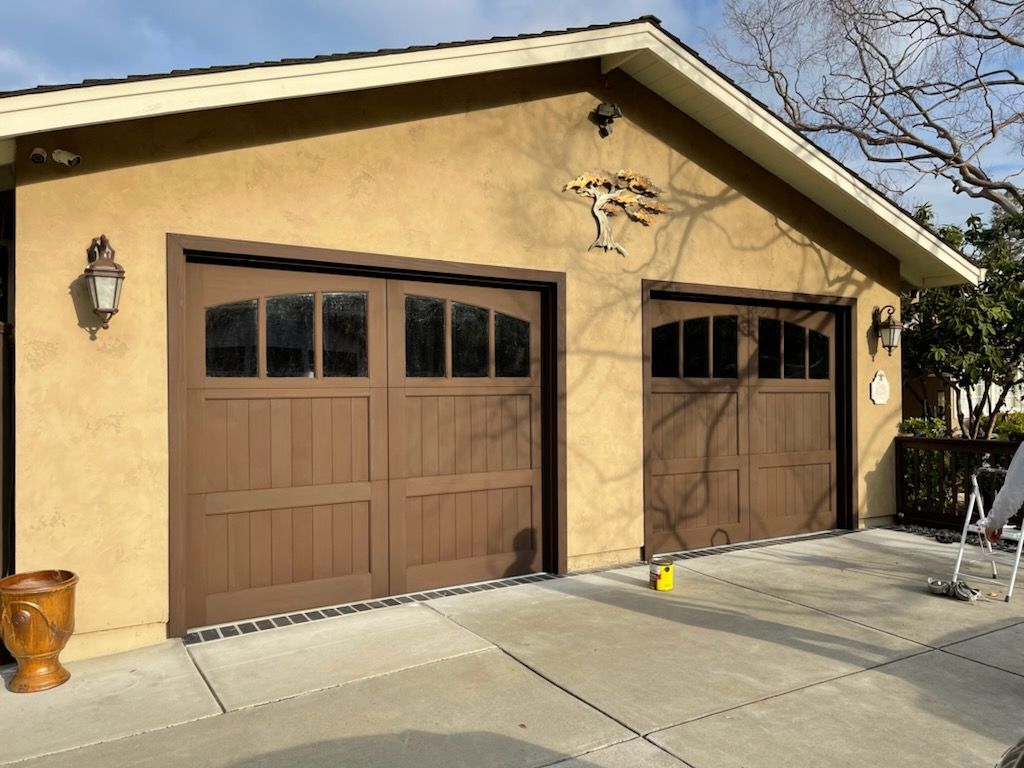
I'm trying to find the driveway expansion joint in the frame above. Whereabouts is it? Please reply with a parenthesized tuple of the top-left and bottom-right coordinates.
(425, 601, 644, 739)
(680, 564, 939, 651)
(642, 647, 937, 737)
(184, 645, 227, 715)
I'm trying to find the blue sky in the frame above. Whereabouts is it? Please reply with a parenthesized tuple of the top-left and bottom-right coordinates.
(0, 0, 985, 223)
(0, 1, 713, 90)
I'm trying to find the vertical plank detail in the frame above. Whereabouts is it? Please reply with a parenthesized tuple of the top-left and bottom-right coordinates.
(225, 401, 250, 491)
(271, 509, 293, 585)
(352, 502, 370, 574)
(439, 493, 456, 562)
(312, 505, 333, 579)
(311, 399, 333, 485)
(270, 401, 292, 488)
(206, 514, 228, 594)
(351, 398, 370, 482)
(291, 400, 313, 487)
(292, 507, 314, 582)
(332, 503, 353, 576)
(332, 398, 353, 483)
(204, 399, 228, 492)
(250, 510, 272, 588)
(227, 513, 251, 592)
(249, 400, 271, 490)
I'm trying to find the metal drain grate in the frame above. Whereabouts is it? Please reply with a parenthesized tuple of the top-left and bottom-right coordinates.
(183, 572, 559, 646)
(184, 530, 858, 646)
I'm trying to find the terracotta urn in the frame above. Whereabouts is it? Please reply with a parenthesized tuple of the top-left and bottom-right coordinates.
(0, 570, 78, 693)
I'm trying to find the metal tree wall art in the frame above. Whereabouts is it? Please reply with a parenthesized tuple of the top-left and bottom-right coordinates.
(563, 169, 670, 256)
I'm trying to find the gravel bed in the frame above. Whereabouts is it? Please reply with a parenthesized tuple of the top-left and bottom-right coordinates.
(892, 523, 1019, 552)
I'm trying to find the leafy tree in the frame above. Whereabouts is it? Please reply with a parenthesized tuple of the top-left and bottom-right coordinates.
(716, 0, 1024, 215)
(902, 206, 1024, 437)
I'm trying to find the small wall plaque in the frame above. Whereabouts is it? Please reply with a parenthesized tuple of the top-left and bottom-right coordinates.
(870, 371, 890, 405)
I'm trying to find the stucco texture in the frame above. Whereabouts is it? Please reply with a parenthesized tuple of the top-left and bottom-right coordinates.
(13, 61, 902, 658)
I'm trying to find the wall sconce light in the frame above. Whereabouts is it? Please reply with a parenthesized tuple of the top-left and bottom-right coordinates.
(593, 102, 622, 137)
(83, 235, 125, 329)
(872, 305, 903, 356)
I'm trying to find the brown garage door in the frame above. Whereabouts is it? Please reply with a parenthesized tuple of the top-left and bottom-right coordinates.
(645, 300, 836, 554)
(184, 263, 542, 627)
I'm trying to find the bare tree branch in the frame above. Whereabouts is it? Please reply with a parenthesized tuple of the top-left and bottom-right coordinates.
(714, 0, 1024, 214)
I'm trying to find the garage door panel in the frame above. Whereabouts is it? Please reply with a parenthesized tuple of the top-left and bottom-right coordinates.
(651, 468, 742, 528)
(186, 265, 391, 626)
(751, 391, 832, 454)
(752, 463, 834, 539)
(206, 573, 374, 626)
(184, 264, 545, 628)
(404, 393, 532, 478)
(405, 551, 533, 593)
(199, 498, 378, 585)
(646, 300, 836, 555)
(651, 392, 742, 460)
(388, 280, 543, 592)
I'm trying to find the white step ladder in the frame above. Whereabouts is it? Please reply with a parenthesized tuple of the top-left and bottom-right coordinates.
(952, 468, 1024, 602)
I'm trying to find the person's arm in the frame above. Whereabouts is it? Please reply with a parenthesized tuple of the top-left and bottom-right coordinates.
(982, 446, 1024, 542)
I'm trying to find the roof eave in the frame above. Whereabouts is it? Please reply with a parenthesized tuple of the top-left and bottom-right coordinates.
(0, 19, 980, 288)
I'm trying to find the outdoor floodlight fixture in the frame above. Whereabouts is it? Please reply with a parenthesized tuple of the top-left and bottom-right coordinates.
(872, 305, 903, 356)
(83, 235, 125, 329)
(593, 102, 622, 137)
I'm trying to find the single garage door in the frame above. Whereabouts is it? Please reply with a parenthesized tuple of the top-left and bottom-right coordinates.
(184, 263, 543, 627)
(645, 299, 837, 554)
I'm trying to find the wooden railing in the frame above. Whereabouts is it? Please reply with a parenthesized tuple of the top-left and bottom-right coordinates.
(895, 436, 1020, 528)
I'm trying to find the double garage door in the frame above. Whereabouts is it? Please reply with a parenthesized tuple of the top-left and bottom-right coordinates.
(645, 299, 838, 554)
(184, 263, 543, 628)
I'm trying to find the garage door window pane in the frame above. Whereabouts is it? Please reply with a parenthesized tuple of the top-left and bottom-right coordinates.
(496, 313, 530, 377)
(809, 331, 830, 380)
(758, 318, 781, 379)
(452, 303, 489, 377)
(683, 317, 709, 378)
(206, 300, 258, 377)
(651, 322, 679, 377)
(267, 294, 314, 377)
(784, 322, 807, 379)
(406, 296, 445, 377)
(323, 292, 368, 377)
(712, 315, 738, 379)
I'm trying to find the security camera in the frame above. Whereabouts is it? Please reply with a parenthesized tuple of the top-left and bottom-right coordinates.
(29, 147, 47, 164)
(51, 149, 81, 167)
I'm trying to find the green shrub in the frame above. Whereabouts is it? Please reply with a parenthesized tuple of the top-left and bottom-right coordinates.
(898, 417, 950, 438)
(993, 411, 1024, 442)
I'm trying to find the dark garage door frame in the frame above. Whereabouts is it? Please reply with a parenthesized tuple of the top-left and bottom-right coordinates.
(641, 280, 858, 559)
(166, 233, 567, 636)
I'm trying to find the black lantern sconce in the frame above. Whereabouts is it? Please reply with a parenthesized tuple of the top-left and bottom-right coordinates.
(593, 102, 622, 137)
(83, 235, 125, 329)
(872, 305, 903, 356)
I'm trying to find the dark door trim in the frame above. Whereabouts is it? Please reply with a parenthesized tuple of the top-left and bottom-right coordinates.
(641, 280, 858, 559)
(167, 233, 567, 636)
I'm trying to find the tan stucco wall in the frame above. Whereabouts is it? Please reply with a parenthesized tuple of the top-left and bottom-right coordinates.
(13, 62, 902, 659)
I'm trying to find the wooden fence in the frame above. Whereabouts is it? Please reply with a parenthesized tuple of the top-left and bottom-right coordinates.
(895, 436, 1020, 528)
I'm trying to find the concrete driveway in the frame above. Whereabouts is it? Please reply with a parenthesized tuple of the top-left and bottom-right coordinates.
(3, 529, 1024, 767)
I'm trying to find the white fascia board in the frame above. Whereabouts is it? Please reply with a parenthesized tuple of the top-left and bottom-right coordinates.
(0, 26, 655, 141)
(639, 28, 981, 288)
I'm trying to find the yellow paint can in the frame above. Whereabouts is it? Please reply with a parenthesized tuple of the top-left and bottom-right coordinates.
(649, 556, 674, 591)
